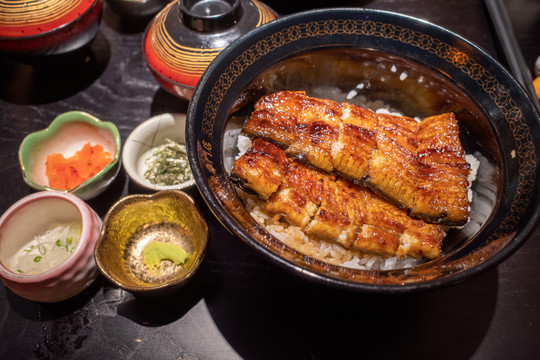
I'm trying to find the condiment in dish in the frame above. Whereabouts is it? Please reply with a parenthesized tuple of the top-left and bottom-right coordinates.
(122, 113, 195, 192)
(19, 110, 121, 200)
(0, 191, 102, 303)
(94, 190, 209, 296)
(8, 220, 82, 275)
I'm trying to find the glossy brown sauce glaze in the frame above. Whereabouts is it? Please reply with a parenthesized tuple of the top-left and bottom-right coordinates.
(241, 91, 471, 226)
(231, 138, 445, 259)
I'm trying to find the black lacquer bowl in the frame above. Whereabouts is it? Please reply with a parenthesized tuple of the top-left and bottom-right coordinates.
(186, 8, 540, 292)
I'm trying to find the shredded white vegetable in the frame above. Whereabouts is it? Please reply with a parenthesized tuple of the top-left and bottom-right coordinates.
(9, 221, 81, 275)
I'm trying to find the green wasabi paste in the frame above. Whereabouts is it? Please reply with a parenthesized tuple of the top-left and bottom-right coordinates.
(143, 241, 188, 270)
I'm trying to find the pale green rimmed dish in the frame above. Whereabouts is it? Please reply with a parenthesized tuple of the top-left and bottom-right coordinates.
(19, 111, 121, 200)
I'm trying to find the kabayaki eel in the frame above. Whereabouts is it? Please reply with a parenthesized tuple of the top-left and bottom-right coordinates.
(241, 91, 471, 226)
(231, 138, 446, 259)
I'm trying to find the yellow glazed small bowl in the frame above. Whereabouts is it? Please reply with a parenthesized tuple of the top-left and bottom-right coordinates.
(19, 111, 121, 200)
(94, 190, 208, 296)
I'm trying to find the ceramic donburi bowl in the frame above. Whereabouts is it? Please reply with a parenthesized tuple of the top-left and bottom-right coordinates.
(186, 8, 540, 293)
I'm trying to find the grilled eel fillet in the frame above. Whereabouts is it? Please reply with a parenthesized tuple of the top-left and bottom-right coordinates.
(241, 91, 471, 226)
(231, 138, 446, 259)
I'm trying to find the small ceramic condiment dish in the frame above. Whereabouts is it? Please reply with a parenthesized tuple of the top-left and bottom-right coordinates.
(122, 113, 195, 192)
(19, 111, 121, 200)
(94, 190, 208, 296)
(0, 191, 102, 303)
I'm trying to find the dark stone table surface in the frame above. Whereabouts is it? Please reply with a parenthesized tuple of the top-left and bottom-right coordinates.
(1, 1, 539, 359)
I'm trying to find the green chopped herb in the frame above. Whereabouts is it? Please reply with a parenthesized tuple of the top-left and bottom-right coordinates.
(55, 237, 75, 253)
(38, 244, 46, 255)
(144, 138, 193, 186)
(13, 221, 81, 275)
(66, 237, 73, 252)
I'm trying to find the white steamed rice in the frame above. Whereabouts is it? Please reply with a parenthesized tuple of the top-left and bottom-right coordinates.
(239, 189, 420, 270)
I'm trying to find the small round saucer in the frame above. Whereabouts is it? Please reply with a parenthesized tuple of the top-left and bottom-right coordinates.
(95, 190, 209, 296)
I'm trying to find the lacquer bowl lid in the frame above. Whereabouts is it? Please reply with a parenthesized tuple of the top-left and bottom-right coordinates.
(143, 0, 277, 100)
(0, 0, 103, 56)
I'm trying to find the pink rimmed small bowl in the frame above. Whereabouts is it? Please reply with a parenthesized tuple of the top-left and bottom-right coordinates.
(0, 191, 102, 303)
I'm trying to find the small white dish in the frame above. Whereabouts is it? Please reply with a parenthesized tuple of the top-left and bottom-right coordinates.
(122, 113, 195, 191)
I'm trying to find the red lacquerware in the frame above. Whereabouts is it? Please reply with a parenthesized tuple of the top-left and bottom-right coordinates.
(143, 0, 277, 100)
(0, 0, 103, 56)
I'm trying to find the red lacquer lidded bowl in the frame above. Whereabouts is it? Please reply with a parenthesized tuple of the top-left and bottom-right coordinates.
(143, 0, 277, 100)
(0, 0, 103, 56)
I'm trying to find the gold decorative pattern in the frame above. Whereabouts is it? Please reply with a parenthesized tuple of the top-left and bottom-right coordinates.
(200, 18, 536, 245)
(0, 0, 86, 26)
(148, 1, 275, 82)
(252, 0, 275, 27)
(148, 2, 223, 79)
